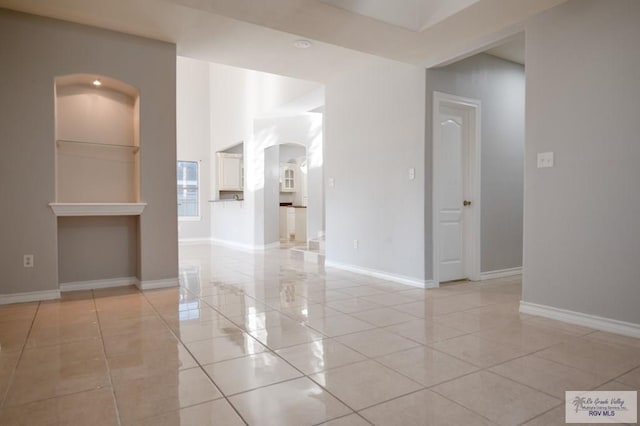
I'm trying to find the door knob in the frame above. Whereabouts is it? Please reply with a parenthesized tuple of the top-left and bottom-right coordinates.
(463, 200, 472, 207)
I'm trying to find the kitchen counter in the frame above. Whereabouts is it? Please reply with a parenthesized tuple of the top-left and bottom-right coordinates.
(279, 203, 306, 208)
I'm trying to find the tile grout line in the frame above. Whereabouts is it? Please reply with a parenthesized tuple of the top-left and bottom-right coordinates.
(515, 402, 564, 426)
(351, 339, 570, 423)
(154, 257, 635, 426)
(0, 301, 41, 413)
(424, 344, 595, 425)
(312, 412, 373, 426)
(179, 285, 368, 421)
(354, 385, 497, 425)
(140, 287, 250, 426)
(91, 289, 123, 426)
(187, 271, 546, 423)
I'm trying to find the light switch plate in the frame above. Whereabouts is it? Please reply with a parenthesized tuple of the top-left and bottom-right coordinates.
(329, 178, 335, 187)
(537, 152, 554, 168)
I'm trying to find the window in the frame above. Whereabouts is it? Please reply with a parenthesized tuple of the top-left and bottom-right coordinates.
(177, 161, 199, 219)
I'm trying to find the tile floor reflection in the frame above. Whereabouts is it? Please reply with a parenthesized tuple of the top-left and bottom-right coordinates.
(0, 243, 639, 425)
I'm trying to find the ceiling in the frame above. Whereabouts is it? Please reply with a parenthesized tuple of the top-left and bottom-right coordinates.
(0, 0, 557, 82)
(319, 0, 481, 32)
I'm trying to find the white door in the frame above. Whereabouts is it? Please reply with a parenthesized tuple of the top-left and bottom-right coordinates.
(435, 97, 479, 283)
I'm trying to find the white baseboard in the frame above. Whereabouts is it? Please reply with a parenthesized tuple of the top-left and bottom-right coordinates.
(480, 267, 522, 280)
(520, 301, 640, 339)
(137, 278, 179, 290)
(178, 238, 213, 246)
(211, 238, 280, 252)
(60, 277, 138, 292)
(211, 238, 255, 252)
(325, 260, 435, 289)
(258, 241, 281, 250)
(0, 289, 60, 305)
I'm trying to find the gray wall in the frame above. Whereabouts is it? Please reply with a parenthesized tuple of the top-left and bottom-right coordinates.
(177, 56, 212, 241)
(58, 217, 137, 283)
(0, 9, 178, 295)
(523, 0, 640, 324)
(263, 145, 280, 245)
(325, 57, 426, 281)
(426, 53, 525, 273)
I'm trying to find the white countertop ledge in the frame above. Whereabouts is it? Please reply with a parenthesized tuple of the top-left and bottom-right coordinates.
(49, 203, 147, 216)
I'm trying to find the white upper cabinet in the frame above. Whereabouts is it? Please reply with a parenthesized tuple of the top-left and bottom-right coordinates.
(280, 164, 296, 192)
(218, 152, 243, 191)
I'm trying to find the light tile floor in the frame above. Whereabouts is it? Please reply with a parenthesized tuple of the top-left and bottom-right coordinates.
(0, 243, 639, 425)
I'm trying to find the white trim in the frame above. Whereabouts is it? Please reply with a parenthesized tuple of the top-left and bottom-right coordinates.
(0, 289, 60, 305)
(60, 277, 138, 292)
(325, 260, 436, 289)
(136, 278, 179, 290)
(210, 238, 280, 252)
(178, 216, 201, 222)
(211, 238, 255, 252)
(520, 301, 640, 339)
(177, 159, 201, 219)
(480, 267, 522, 280)
(178, 238, 213, 246)
(432, 91, 482, 286)
(49, 203, 146, 216)
(258, 241, 281, 250)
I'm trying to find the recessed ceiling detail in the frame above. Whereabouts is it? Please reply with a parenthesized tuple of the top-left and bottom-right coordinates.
(0, 0, 566, 79)
(319, 0, 481, 32)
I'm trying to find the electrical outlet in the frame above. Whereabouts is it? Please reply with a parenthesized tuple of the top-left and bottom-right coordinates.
(23, 254, 34, 268)
(329, 178, 335, 187)
(353, 239, 358, 249)
(537, 152, 554, 168)
(408, 168, 415, 180)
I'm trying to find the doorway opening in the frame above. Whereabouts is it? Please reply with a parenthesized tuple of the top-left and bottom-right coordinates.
(429, 32, 526, 287)
(276, 143, 308, 245)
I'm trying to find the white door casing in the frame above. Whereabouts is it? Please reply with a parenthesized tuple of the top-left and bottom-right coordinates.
(432, 92, 481, 285)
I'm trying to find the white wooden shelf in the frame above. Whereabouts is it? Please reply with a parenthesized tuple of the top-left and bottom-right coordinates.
(49, 203, 146, 216)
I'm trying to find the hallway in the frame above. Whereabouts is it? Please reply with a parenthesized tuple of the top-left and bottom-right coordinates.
(0, 244, 638, 425)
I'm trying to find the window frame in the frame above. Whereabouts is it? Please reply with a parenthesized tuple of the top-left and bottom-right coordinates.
(177, 160, 201, 221)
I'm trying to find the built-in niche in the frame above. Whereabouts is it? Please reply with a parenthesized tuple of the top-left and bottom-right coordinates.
(52, 74, 144, 289)
(52, 74, 143, 212)
(216, 142, 244, 200)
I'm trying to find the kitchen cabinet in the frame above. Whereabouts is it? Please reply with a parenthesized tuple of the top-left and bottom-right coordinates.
(279, 206, 288, 239)
(279, 206, 306, 242)
(280, 164, 295, 192)
(287, 208, 296, 239)
(294, 208, 307, 242)
(218, 153, 243, 191)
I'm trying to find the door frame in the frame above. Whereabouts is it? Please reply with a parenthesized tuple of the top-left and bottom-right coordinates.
(432, 91, 482, 286)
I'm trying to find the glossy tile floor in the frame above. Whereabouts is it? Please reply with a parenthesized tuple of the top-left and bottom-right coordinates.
(1, 244, 639, 425)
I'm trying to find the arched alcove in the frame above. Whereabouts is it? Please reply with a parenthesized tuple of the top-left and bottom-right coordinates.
(54, 74, 140, 203)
